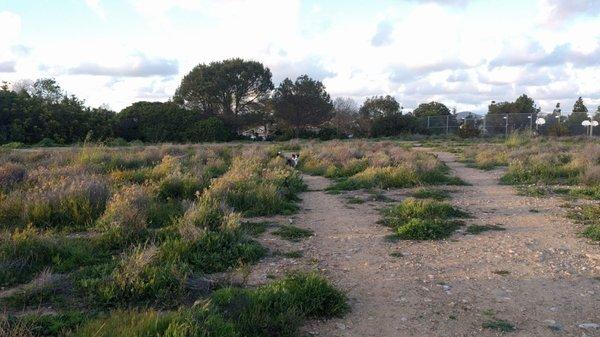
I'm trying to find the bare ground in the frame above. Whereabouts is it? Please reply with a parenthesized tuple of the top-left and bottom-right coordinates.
(247, 150, 600, 337)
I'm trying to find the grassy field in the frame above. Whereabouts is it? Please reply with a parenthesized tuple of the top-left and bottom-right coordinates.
(0, 143, 341, 336)
(1, 136, 598, 336)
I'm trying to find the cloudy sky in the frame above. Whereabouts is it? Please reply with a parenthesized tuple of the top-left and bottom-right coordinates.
(1, 0, 599, 113)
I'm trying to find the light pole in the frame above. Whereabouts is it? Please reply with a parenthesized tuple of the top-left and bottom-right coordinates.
(535, 117, 545, 133)
(582, 120, 599, 137)
(503, 115, 508, 136)
(528, 115, 533, 131)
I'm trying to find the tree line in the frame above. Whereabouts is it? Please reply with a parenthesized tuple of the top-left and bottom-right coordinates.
(2, 58, 600, 145)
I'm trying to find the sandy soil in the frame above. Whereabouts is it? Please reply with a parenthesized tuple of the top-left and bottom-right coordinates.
(248, 150, 600, 337)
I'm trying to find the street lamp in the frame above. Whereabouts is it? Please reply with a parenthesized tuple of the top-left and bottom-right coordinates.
(535, 117, 545, 132)
(503, 115, 508, 136)
(582, 120, 599, 137)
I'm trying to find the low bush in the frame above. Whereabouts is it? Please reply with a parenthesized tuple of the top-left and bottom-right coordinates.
(411, 188, 450, 200)
(71, 272, 347, 337)
(26, 177, 110, 231)
(272, 225, 314, 242)
(383, 198, 468, 240)
(396, 218, 463, 240)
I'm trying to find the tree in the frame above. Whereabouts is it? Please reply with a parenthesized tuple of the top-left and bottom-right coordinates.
(486, 94, 540, 134)
(329, 97, 359, 137)
(273, 75, 333, 136)
(31, 78, 64, 104)
(173, 58, 273, 121)
(359, 95, 400, 119)
(572, 97, 588, 113)
(412, 101, 450, 117)
(567, 97, 590, 135)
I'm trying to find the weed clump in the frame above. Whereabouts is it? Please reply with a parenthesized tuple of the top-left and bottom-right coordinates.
(70, 273, 348, 337)
(382, 198, 468, 240)
(272, 225, 314, 242)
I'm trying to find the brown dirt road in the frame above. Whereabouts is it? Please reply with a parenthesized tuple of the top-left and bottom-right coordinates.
(250, 150, 600, 337)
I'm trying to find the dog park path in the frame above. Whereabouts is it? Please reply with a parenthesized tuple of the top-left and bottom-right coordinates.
(281, 150, 600, 337)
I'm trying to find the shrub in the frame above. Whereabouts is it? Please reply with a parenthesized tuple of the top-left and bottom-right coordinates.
(272, 225, 314, 242)
(157, 174, 204, 200)
(27, 177, 110, 231)
(396, 218, 463, 240)
(411, 188, 450, 200)
(0, 162, 27, 190)
(0, 227, 108, 287)
(98, 185, 151, 233)
(68, 309, 175, 337)
(71, 273, 347, 337)
(383, 198, 468, 227)
(383, 198, 468, 240)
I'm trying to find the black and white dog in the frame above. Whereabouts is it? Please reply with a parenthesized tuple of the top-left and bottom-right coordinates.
(278, 151, 300, 168)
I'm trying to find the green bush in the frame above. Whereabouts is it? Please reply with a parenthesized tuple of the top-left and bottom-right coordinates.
(157, 174, 204, 200)
(71, 273, 348, 337)
(396, 218, 462, 240)
(383, 198, 468, 240)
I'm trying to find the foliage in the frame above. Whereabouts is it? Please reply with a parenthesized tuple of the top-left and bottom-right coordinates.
(174, 58, 273, 119)
(412, 101, 450, 117)
(382, 198, 468, 240)
(71, 273, 348, 337)
(273, 75, 333, 134)
(272, 225, 314, 242)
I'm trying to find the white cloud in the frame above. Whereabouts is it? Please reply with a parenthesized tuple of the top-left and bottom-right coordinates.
(67, 54, 179, 77)
(537, 0, 600, 27)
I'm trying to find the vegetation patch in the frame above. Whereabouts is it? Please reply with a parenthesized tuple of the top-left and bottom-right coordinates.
(411, 187, 451, 201)
(382, 198, 468, 240)
(272, 225, 314, 242)
(68, 273, 348, 337)
(569, 204, 600, 241)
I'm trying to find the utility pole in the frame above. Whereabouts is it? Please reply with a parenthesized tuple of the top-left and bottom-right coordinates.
(504, 114, 509, 136)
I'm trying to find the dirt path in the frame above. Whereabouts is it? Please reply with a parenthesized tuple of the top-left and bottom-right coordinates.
(271, 150, 599, 337)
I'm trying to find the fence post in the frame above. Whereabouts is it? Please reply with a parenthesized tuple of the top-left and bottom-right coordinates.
(504, 114, 509, 136)
(482, 117, 486, 134)
(445, 115, 449, 135)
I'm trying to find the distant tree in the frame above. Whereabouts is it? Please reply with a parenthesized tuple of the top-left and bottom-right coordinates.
(359, 95, 400, 119)
(370, 114, 419, 137)
(173, 58, 273, 122)
(572, 97, 588, 113)
(566, 97, 590, 135)
(329, 97, 359, 137)
(412, 101, 450, 117)
(273, 75, 333, 137)
(486, 94, 540, 134)
(31, 78, 64, 104)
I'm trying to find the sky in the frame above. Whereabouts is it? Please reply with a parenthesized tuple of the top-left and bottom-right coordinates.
(1, 0, 599, 114)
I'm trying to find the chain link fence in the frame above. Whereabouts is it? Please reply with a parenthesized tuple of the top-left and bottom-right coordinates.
(415, 113, 599, 137)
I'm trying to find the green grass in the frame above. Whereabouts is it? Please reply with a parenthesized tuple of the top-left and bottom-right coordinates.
(272, 225, 314, 242)
(483, 319, 517, 332)
(279, 250, 303, 258)
(70, 273, 348, 337)
(568, 204, 600, 241)
(346, 196, 365, 204)
(239, 221, 270, 237)
(517, 186, 548, 197)
(396, 219, 464, 240)
(466, 224, 505, 235)
(411, 188, 451, 201)
(382, 198, 468, 240)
